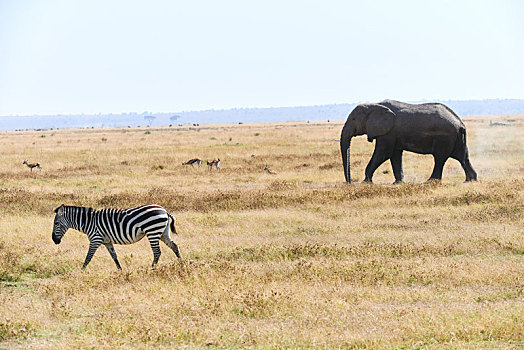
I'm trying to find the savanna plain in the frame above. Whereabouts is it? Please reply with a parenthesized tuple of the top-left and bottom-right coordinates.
(0, 116, 523, 349)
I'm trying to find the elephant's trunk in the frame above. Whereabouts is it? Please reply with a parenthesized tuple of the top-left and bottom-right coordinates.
(340, 124, 353, 183)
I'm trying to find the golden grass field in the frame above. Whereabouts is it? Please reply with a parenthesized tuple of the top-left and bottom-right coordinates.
(0, 115, 523, 349)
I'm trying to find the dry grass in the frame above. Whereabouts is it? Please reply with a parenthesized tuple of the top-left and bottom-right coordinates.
(0, 116, 523, 348)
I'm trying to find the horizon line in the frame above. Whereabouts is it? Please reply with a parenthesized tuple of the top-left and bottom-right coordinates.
(2, 97, 524, 118)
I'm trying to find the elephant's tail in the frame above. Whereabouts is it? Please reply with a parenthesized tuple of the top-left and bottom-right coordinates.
(457, 126, 478, 181)
(452, 126, 468, 160)
(459, 126, 466, 145)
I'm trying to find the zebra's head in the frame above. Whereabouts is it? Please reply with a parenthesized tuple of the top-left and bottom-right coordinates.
(52, 204, 69, 244)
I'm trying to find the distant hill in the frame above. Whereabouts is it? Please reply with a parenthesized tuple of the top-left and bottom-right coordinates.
(1, 99, 523, 131)
(440, 99, 524, 116)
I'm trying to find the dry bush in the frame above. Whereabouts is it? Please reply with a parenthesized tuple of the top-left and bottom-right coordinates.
(318, 162, 339, 170)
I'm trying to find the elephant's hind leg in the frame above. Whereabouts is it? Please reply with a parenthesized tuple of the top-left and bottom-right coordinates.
(463, 156, 477, 181)
(453, 153, 477, 182)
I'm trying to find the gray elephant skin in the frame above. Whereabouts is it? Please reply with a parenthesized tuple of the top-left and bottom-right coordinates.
(340, 100, 477, 183)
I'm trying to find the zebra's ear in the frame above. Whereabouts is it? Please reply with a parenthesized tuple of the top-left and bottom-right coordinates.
(54, 204, 64, 215)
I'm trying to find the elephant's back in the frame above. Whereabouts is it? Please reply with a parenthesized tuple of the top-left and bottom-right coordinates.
(380, 100, 464, 131)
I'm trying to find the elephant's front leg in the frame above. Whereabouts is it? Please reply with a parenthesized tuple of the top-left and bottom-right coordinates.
(428, 155, 448, 181)
(390, 149, 404, 183)
(364, 140, 392, 183)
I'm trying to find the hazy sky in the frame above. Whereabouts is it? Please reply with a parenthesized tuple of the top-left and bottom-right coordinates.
(1, 0, 523, 115)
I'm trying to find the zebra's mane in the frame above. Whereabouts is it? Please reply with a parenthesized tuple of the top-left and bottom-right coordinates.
(62, 205, 95, 214)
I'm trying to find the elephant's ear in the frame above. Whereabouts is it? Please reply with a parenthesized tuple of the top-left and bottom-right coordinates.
(366, 104, 396, 141)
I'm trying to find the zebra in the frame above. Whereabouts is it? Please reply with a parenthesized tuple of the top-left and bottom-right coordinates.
(52, 204, 181, 270)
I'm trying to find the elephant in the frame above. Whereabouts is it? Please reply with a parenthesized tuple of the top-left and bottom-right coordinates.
(340, 100, 477, 183)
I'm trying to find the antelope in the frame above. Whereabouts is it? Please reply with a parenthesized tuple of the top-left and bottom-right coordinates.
(23, 159, 42, 173)
(182, 158, 202, 167)
(207, 158, 220, 171)
(264, 166, 277, 175)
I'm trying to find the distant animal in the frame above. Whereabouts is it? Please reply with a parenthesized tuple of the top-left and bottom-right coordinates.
(23, 159, 42, 173)
(207, 158, 220, 171)
(52, 204, 181, 270)
(489, 120, 508, 127)
(340, 100, 477, 183)
(182, 158, 202, 167)
(264, 166, 277, 175)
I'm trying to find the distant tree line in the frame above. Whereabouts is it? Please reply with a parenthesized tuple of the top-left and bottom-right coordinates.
(1, 99, 523, 130)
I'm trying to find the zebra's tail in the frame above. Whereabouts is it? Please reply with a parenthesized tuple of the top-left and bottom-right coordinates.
(167, 212, 177, 235)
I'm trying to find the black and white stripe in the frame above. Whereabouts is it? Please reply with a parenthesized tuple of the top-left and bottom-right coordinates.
(52, 204, 181, 270)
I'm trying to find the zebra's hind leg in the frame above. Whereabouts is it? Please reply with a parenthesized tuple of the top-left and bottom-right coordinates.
(82, 240, 102, 270)
(161, 234, 181, 259)
(147, 235, 162, 266)
(105, 243, 122, 270)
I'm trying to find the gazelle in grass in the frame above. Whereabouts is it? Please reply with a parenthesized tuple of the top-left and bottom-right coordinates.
(182, 158, 202, 168)
(23, 159, 42, 173)
(207, 158, 220, 171)
(264, 165, 277, 175)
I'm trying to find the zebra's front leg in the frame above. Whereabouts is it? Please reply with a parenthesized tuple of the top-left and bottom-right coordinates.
(82, 239, 102, 270)
(147, 235, 162, 266)
(105, 243, 122, 270)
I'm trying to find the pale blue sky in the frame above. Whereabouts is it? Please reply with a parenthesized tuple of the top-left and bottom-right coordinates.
(0, 0, 523, 115)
